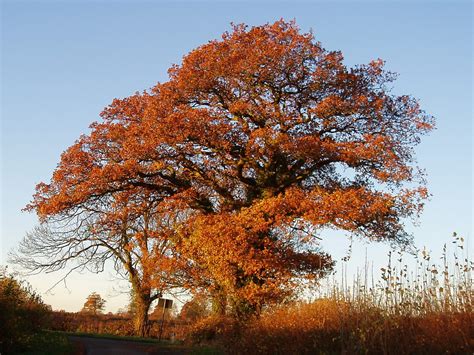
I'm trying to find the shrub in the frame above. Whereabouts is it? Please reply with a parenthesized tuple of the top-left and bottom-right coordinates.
(187, 315, 240, 345)
(0, 267, 51, 354)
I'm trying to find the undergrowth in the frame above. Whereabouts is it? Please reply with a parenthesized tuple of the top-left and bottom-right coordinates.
(188, 234, 473, 354)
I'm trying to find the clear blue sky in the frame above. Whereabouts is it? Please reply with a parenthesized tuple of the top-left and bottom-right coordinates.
(1, 1, 472, 312)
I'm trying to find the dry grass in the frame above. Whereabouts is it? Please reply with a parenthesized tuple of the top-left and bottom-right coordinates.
(188, 234, 473, 354)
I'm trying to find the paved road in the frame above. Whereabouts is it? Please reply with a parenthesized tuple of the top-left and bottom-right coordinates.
(68, 336, 191, 355)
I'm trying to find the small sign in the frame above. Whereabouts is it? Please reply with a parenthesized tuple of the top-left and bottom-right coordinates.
(157, 298, 173, 309)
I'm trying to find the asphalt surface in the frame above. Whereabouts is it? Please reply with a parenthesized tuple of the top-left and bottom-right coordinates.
(68, 336, 191, 355)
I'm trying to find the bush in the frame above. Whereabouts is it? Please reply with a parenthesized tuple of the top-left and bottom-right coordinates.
(0, 267, 52, 354)
(187, 315, 239, 344)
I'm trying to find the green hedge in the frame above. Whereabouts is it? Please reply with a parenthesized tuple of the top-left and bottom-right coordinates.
(0, 267, 52, 354)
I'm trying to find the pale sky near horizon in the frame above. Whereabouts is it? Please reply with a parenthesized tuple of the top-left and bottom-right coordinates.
(1, 0, 472, 313)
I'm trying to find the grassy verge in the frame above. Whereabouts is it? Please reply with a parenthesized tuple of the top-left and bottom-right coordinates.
(56, 330, 173, 344)
(16, 330, 74, 355)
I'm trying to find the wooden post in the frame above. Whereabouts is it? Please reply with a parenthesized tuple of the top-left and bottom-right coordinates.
(158, 298, 173, 341)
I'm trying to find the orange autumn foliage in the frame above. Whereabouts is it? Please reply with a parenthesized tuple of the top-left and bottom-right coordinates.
(26, 20, 434, 316)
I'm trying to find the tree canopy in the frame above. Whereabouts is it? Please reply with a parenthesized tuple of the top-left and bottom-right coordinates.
(21, 20, 434, 317)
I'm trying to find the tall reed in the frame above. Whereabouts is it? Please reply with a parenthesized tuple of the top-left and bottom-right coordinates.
(318, 232, 472, 315)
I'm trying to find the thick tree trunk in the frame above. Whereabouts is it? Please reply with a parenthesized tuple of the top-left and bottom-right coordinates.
(133, 293, 152, 337)
(127, 262, 154, 337)
(211, 290, 227, 315)
(231, 297, 260, 320)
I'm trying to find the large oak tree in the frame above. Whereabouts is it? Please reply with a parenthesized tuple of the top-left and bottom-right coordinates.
(19, 20, 433, 319)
